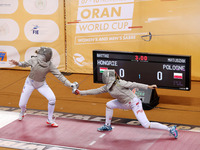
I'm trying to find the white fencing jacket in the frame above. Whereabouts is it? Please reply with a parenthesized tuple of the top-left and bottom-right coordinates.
(18, 56, 72, 87)
(80, 79, 148, 104)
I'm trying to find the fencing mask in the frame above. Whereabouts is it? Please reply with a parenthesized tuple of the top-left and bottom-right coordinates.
(37, 47, 52, 62)
(102, 69, 116, 84)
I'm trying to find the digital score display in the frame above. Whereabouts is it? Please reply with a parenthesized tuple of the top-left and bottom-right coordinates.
(93, 50, 191, 91)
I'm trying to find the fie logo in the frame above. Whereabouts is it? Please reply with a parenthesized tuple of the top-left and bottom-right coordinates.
(31, 25, 40, 35)
(0, 51, 7, 62)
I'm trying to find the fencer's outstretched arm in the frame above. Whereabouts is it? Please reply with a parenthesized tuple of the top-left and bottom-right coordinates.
(148, 85, 157, 89)
(49, 64, 77, 88)
(74, 85, 107, 95)
(9, 60, 19, 66)
(9, 59, 32, 67)
(119, 80, 149, 90)
(119, 80, 157, 90)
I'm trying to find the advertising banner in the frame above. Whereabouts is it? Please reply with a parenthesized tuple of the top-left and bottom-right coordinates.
(0, 0, 66, 71)
(66, 0, 200, 80)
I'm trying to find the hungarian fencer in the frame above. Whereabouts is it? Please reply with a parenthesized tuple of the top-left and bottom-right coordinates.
(74, 69, 178, 138)
(9, 47, 78, 127)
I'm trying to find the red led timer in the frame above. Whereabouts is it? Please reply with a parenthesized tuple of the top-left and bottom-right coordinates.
(135, 55, 148, 61)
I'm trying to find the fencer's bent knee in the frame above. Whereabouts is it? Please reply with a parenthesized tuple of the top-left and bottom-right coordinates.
(48, 97, 56, 105)
(106, 101, 114, 109)
(141, 121, 150, 128)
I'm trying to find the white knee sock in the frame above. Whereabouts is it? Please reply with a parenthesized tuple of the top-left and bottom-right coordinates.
(105, 107, 113, 126)
(150, 122, 170, 131)
(48, 104, 55, 121)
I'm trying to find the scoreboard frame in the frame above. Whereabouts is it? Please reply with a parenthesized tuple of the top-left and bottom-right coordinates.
(93, 50, 191, 91)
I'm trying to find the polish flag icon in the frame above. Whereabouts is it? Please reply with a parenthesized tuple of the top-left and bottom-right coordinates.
(174, 73, 183, 79)
(100, 67, 108, 73)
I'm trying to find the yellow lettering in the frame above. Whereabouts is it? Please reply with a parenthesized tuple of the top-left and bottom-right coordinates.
(101, 8, 109, 18)
(112, 21, 129, 30)
(92, 9, 99, 18)
(88, 24, 94, 31)
(95, 24, 99, 30)
(81, 9, 91, 19)
(81, 7, 122, 19)
(111, 7, 121, 17)
(79, 24, 88, 31)
(124, 21, 128, 28)
(112, 22, 117, 29)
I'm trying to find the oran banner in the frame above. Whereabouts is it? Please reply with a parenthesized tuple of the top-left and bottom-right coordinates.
(66, 0, 200, 81)
(0, 0, 66, 71)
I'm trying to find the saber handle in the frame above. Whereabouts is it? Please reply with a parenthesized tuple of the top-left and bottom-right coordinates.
(71, 82, 79, 94)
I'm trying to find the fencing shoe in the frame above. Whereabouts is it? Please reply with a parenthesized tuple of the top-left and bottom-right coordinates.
(19, 110, 26, 121)
(46, 119, 58, 127)
(97, 124, 112, 132)
(169, 125, 178, 139)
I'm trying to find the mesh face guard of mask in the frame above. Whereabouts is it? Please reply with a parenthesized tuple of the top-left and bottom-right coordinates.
(102, 69, 116, 84)
(36, 47, 52, 62)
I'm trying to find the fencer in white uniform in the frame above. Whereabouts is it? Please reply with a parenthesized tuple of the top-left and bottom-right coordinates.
(74, 69, 178, 138)
(9, 47, 78, 127)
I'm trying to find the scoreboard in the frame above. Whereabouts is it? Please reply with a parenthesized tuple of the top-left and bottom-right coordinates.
(93, 50, 191, 91)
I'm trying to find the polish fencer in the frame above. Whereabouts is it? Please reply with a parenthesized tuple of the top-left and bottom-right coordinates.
(74, 69, 178, 138)
(9, 47, 78, 127)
